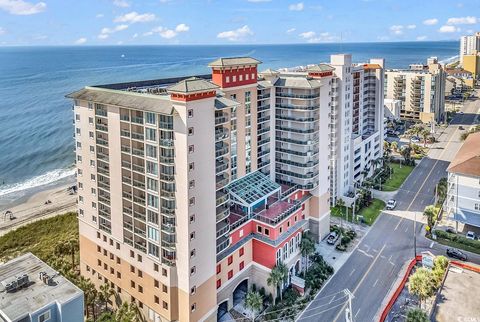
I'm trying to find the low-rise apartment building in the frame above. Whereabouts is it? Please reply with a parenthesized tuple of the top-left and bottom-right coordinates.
(68, 54, 384, 321)
(385, 57, 446, 124)
(446, 132, 480, 229)
(0, 253, 84, 322)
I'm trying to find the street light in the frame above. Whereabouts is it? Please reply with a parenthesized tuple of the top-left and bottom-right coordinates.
(413, 211, 417, 258)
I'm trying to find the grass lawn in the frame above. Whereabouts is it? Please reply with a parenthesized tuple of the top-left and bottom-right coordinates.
(331, 198, 385, 226)
(0, 212, 78, 264)
(382, 163, 415, 191)
(357, 199, 385, 225)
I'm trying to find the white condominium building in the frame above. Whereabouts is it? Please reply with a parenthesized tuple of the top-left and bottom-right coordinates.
(460, 32, 480, 65)
(385, 57, 446, 124)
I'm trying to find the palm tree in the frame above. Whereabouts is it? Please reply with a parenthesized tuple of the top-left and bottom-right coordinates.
(99, 283, 115, 312)
(435, 178, 448, 205)
(115, 302, 143, 322)
(423, 205, 437, 235)
(408, 267, 435, 309)
(401, 145, 412, 164)
(78, 276, 98, 320)
(391, 141, 398, 152)
(55, 238, 79, 270)
(300, 232, 315, 275)
(420, 128, 430, 147)
(267, 264, 287, 305)
(406, 308, 428, 322)
(245, 290, 263, 320)
(336, 198, 346, 227)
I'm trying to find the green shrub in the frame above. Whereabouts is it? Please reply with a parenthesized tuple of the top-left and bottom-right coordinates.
(434, 230, 480, 249)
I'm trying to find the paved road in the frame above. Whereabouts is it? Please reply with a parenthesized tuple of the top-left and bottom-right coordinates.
(297, 92, 480, 322)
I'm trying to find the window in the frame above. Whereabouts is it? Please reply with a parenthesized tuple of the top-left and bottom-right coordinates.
(131, 280, 135, 288)
(89, 131, 94, 139)
(189, 162, 195, 171)
(264, 228, 270, 236)
(191, 303, 196, 312)
(146, 144, 158, 159)
(188, 145, 194, 153)
(190, 286, 196, 295)
(216, 264, 221, 274)
(162, 284, 168, 292)
(146, 128, 156, 141)
(239, 247, 244, 257)
(146, 112, 156, 125)
(154, 263, 159, 272)
(148, 210, 159, 224)
(130, 250, 134, 258)
(239, 74, 243, 81)
(76, 141, 82, 149)
(226, 76, 230, 83)
(89, 117, 94, 124)
(38, 310, 51, 322)
(130, 265, 135, 273)
(138, 285, 143, 293)
(146, 161, 158, 175)
(190, 249, 196, 258)
(90, 145, 95, 153)
(162, 268, 167, 277)
(189, 197, 195, 206)
(163, 301, 168, 309)
(190, 266, 196, 275)
(91, 174, 96, 181)
(91, 202, 96, 209)
(190, 232, 195, 240)
(475, 203, 479, 210)
(232, 75, 236, 82)
(189, 180, 195, 189)
(154, 295, 159, 304)
(228, 256, 233, 265)
(257, 226, 262, 233)
(188, 109, 194, 118)
(148, 227, 159, 242)
(138, 270, 143, 278)
(217, 279, 222, 289)
(190, 214, 195, 223)
(239, 261, 244, 270)
(91, 187, 96, 195)
(228, 270, 233, 280)
(137, 254, 142, 262)
(246, 73, 249, 80)
(188, 127, 194, 136)
(117, 272, 121, 279)
(75, 114, 80, 121)
(148, 194, 159, 209)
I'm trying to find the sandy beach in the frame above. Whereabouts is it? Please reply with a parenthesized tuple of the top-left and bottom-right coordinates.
(0, 184, 77, 236)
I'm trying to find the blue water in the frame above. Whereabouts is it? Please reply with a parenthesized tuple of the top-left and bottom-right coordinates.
(0, 41, 459, 205)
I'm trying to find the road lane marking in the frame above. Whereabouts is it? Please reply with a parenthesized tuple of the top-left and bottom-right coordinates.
(372, 248, 378, 253)
(394, 220, 402, 231)
(373, 279, 379, 287)
(405, 227, 408, 233)
(329, 295, 336, 304)
(430, 241, 435, 248)
(333, 244, 387, 322)
(349, 268, 356, 276)
(358, 249, 374, 258)
(388, 255, 393, 262)
(355, 309, 361, 318)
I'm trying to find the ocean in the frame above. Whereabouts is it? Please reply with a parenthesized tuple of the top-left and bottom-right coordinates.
(0, 41, 459, 208)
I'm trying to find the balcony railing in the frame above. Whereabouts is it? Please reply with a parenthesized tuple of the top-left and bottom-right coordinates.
(276, 92, 320, 99)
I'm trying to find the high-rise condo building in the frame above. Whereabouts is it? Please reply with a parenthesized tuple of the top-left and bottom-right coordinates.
(385, 57, 446, 124)
(68, 54, 384, 321)
(460, 32, 480, 65)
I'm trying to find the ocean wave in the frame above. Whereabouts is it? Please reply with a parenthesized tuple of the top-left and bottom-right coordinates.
(0, 168, 76, 197)
(439, 55, 459, 65)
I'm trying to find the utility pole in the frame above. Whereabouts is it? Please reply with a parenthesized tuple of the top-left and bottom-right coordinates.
(344, 289, 355, 322)
(413, 211, 417, 258)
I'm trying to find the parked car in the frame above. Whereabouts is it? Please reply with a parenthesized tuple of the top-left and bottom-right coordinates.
(459, 126, 464, 130)
(445, 226, 457, 234)
(411, 137, 420, 143)
(327, 231, 339, 245)
(459, 111, 464, 115)
(446, 248, 468, 261)
(466, 231, 476, 240)
(386, 199, 397, 210)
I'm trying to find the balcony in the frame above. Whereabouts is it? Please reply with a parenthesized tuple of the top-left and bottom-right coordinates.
(276, 92, 319, 99)
(159, 155, 174, 164)
(159, 139, 174, 148)
(258, 115, 270, 123)
(258, 104, 270, 112)
(96, 138, 108, 147)
(121, 145, 131, 154)
(133, 210, 146, 221)
(96, 124, 108, 132)
(161, 223, 176, 234)
(95, 109, 107, 117)
(98, 195, 111, 206)
(216, 220, 230, 238)
(122, 175, 132, 184)
(276, 125, 317, 134)
(275, 158, 319, 168)
(122, 191, 132, 200)
(216, 160, 229, 173)
(216, 205, 230, 222)
(258, 137, 270, 146)
(131, 132, 144, 141)
(133, 179, 145, 189)
(215, 143, 229, 158)
(216, 235, 230, 254)
(132, 147, 144, 157)
(133, 195, 145, 204)
(276, 104, 318, 111)
(131, 116, 144, 124)
(160, 173, 175, 182)
(257, 126, 270, 135)
(215, 127, 229, 142)
(132, 164, 145, 173)
(216, 190, 229, 206)
(120, 115, 130, 122)
(216, 174, 229, 189)
(120, 130, 131, 138)
(215, 113, 229, 125)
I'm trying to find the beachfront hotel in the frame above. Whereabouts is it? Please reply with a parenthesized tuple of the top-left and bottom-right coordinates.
(68, 54, 384, 321)
(460, 32, 480, 66)
(385, 57, 446, 124)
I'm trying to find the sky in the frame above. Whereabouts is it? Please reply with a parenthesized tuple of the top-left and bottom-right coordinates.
(0, 0, 479, 46)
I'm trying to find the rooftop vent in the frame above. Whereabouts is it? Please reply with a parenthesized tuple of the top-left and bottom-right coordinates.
(1, 274, 29, 293)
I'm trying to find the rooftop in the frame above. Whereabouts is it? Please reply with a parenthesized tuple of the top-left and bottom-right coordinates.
(0, 253, 83, 321)
(227, 171, 281, 206)
(166, 77, 218, 94)
(306, 63, 335, 72)
(433, 263, 480, 322)
(447, 132, 480, 177)
(208, 57, 262, 68)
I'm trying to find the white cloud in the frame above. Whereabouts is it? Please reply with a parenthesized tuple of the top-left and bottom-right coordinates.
(145, 24, 190, 39)
(377, 36, 390, 41)
(175, 23, 190, 32)
(114, 11, 155, 24)
(74, 37, 87, 45)
(423, 18, 438, 26)
(439, 25, 460, 33)
(288, 2, 304, 11)
(390, 25, 404, 35)
(96, 13, 104, 18)
(446, 16, 478, 25)
(247, 0, 271, 2)
(132, 33, 138, 38)
(416, 35, 427, 41)
(0, 0, 46, 15)
(406, 24, 416, 29)
(286, 28, 296, 34)
(217, 25, 253, 41)
(98, 24, 129, 39)
(467, 29, 474, 34)
(113, 0, 129, 7)
(299, 31, 337, 43)
(0, 27, 5, 35)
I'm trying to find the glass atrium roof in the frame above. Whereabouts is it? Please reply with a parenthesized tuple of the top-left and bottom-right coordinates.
(227, 171, 281, 206)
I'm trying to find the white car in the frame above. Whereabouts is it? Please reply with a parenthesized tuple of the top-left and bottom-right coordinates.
(411, 137, 420, 143)
(466, 231, 476, 240)
(386, 199, 397, 210)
